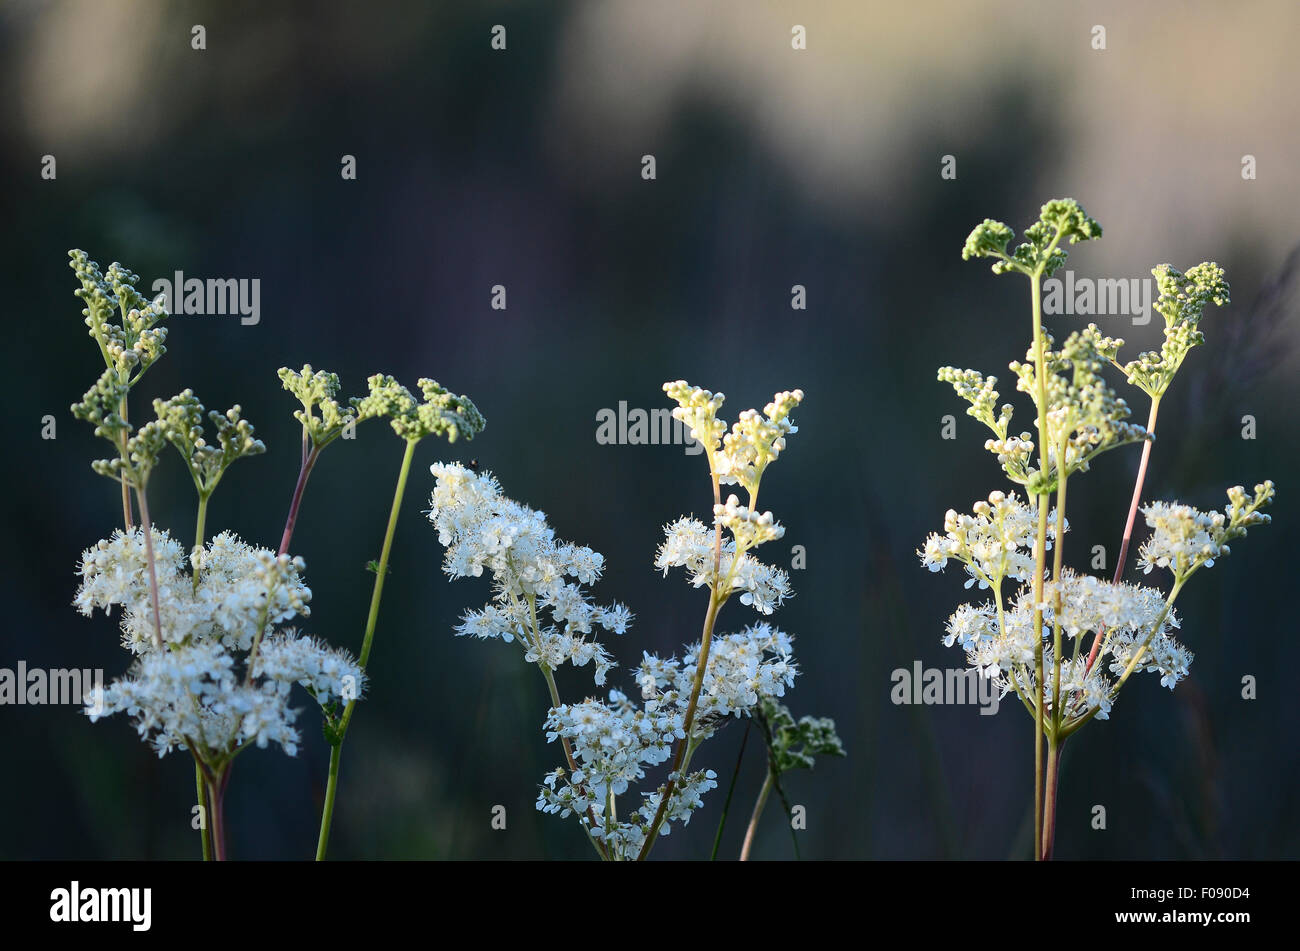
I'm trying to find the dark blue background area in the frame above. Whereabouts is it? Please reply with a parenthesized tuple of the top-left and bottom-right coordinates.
(0, 1, 1294, 860)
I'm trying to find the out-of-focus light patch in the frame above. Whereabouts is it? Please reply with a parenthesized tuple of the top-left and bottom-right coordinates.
(17, 0, 165, 156)
(546, 0, 1300, 264)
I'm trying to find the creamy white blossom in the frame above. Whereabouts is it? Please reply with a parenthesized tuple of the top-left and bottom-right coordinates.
(76, 529, 361, 761)
(920, 491, 1063, 591)
(76, 528, 311, 653)
(429, 463, 631, 683)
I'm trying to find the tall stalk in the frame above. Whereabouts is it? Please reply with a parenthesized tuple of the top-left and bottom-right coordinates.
(636, 465, 724, 860)
(315, 438, 416, 860)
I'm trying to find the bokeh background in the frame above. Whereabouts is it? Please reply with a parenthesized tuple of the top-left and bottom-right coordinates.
(2, 0, 1296, 860)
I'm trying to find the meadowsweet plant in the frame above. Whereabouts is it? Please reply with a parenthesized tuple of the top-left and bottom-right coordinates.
(66, 250, 483, 860)
(921, 201, 1275, 859)
(427, 382, 842, 860)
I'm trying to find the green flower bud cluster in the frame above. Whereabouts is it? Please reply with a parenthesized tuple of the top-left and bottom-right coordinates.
(1010, 326, 1146, 487)
(962, 199, 1102, 279)
(152, 390, 265, 498)
(69, 250, 172, 490)
(356, 374, 485, 443)
(70, 250, 169, 385)
(278, 365, 359, 450)
(1119, 262, 1230, 398)
(1223, 480, 1276, 544)
(761, 698, 845, 774)
(937, 367, 1031, 478)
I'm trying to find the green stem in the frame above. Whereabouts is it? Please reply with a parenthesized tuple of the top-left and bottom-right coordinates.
(739, 771, 774, 861)
(134, 486, 165, 650)
(118, 395, 134, 529)
(192, 493, 209, 595)
(315, 438, 417, 860)
(195, 760, 212, 861)
(1050, 456, 1069, 734)
(709, 722, 751, 861)
(537, 658, 608, 860)
(636, 463, 726, 861)
(1029, 267, 1051, 861)
(315, 744, 341, 861)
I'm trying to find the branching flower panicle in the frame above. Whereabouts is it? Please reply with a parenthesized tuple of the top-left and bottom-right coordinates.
(926, 202, 1275, 860)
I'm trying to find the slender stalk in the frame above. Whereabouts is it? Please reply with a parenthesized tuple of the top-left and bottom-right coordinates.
(1029, 267, 1052, 861)
(134, 487, 165, 649)
(1049, 456, 1069, 730)
(1085, 397, 1161, 674)
(315, 439, 417, 860)
(206, 767, 229, 862)
(118, 396, 134, 529)
(709, 722, 750, 861)
(279, 444, 321, 556)
(537, 659, 608, 860)
(195, 760, 212, 861)
(1040, 738, 1061, 860)
(315, 745, 341, 861)
(1042, 445, 1070, 859)
(637, 590, 721, 860)
(739, 771, 774, 861)
(636, 464, 725, 861)
(192, 493, 209, 594)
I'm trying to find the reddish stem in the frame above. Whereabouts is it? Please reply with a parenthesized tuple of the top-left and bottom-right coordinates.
(279, 446, 320, 556)
(1085, 400, 1159, 675)
(207, 768, 231, 861)
(1040, 740, 1061, 860)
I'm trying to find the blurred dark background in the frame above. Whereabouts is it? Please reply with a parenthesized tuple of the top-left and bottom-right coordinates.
(1, 0, 1296, 860)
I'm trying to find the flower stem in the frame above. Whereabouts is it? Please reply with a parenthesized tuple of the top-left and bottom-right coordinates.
(709, 722, 750, 860)
(205, 765, 230, 861)
(278, 443, 320, 556)
(118, 395, 134, 529)
(315, 438, 417, 860)
(739, 770, 773, 861)
(636, 465, 725, 861)
(192, 493, 209, 595)
(1085, 397, 1161, 674)
(195, 760, 212, 861)
(1029, 267, 1052, 861)
(1040, 738, 1062, 860)
(134, 487, 165, 649)
(315, 744, 341, 861)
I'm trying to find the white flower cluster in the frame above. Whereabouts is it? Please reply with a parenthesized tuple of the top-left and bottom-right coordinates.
(655, 516, 791, 614)
(1138, 502, 1226, 576)
(637, 622, 798, 730)
(437, 383, 808, 859)
(76, 528, 312, 653)
(535, 623, 795, 856)
(75, 528, 363, 758)
(428, 463, 632, 683)
(1138, 483, 1275, 581)
(920, 492, 1063, 591)
(942, 570, 1185, 720)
